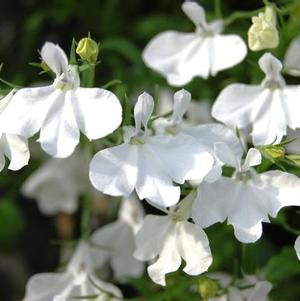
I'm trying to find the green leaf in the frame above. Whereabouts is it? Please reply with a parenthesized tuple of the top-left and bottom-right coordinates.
(266, 246, 300, 282)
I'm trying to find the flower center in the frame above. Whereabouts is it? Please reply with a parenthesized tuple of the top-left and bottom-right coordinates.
(234, 170, 252, 182)
(264, 79, 283, 90)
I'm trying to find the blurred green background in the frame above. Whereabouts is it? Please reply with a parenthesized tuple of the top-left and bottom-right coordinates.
(0, 0, 300, 300)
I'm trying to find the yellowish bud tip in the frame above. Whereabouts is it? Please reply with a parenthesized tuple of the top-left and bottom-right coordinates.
(76, 37, 99, 63)
(262, 145, 285, 160)
(248, 4, 279, 51)
(198, 278, 219, 299)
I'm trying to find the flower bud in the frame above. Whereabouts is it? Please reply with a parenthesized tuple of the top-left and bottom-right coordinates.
(198, 277, 219, 299)
(261, 145, 285, 160)
(248, 4, 279, 51)
(76, 37, 99, 63)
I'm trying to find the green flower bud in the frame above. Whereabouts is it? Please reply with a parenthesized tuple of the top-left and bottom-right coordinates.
(248, 4, 279, 51)
(261, 145, 285, 160)
(76, 37, 99, 63)
(198, 277, 219, 299)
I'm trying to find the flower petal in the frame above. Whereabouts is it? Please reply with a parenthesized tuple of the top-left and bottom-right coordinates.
(295, 236, 300, 260)
(176, 221, 212, 275)
(38, 91, 79, 158)
(259, 52, 282, 81)
(70, 88, 122, 140)
(210, 34, 247, 76)
(2, 134, 30, 170)
(89, 144, 138, 197)
(135, 144, 180, 207)
(134, 92, 154, 133)
(212, 84, 267, 130)
(284, 36, 300, 76)
(181, 1, 206, 28)
(0, 86, 56, 138)
(143, 31, 209, 86)
(243, 148, 262, 170)
(40, 42, 69, 76)
(171, 89, 191, 124)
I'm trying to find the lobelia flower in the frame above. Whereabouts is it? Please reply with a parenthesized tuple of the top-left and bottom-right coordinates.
(89, 92, 214, 207)
(142, 1, 247, 86)
(248, 4, 279, 51)
(21, 147, 94, 215)
(0, 91, 30, 172)
(153, 89, 243, 183)
(192, 145, 300, 243)
(90, 195, 145, 281)
(0, 42, 122, 158)
(206, 273, 272, 301)
(295, 236, 300, 260)
(134, 191, 212, 286)
(283, 35, 300, 76)
(23, 241, 123, 301)
(212, 53, 300, 146)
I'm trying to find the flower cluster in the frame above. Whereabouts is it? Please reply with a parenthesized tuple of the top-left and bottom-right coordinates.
(1, 1, 300, 300)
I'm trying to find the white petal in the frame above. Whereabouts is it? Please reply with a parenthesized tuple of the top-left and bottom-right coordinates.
(281, 86, 300, 129)
(212, 84, 267, 130)
(89, 144, 138, 197)
(233, 222, 263, 243)
(259, 52, 282, 81)
(145, 219, 181, 286)
(214, 142, 240, 169)
(70, 88, 122, 140)
(0, 86, 55, 137)
(210, 34, 247, 76)
(134, 92, 154, 132)
(150, 134, 214, 183)
(176, 221, 212, 275)
(143, 31, 210, 86)
(171, 89, 191, 124)
(247, 281, 272, 301)
(295, 236, 300, 260)
(135, 144, 180, 207)
(251, 89, 287, 145)
(134, 215, 170, 261)
(192, 177, 234, 228)
(257, 170, 300, 217)
(118, 195, 145, 233)
(2, 134, 30, 170)
(40, 42, 69, 76)
(0, 153, 5, 172)
(91, 221, 144, 281)
(0, 90, 15, 113)
(242, 148, 261, 170)
(39, 91, 79, 158)
(284, 36, 300, 76)
(181, 1, 206, 28)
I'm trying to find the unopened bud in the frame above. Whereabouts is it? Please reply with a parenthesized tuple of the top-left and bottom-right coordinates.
(198, 277, 219, 299)
(248, 4, 279, 51)
(76, 37, 99, 63)
(261, 145, 285, 160)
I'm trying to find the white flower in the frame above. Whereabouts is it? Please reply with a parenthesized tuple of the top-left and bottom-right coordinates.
(284, 35, 300, 76)
(0, 91, 30, 171)
(134, 192, 212, 286)
(22, 147, 93, 215)
(248, 4, 279, 51)
(89, 92, 213, 207)
(0, 42, 122, 158)
(142, 1, 247, 86)
(90, 195, 145, 281)
(207, 273, 272, 301)
(295, 236, 300, 260)
(23, 241, 123, 301)
(212, 53, 300, 145)
(192, 146, 300, 243)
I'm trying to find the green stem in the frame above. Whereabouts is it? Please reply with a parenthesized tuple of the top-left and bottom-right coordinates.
(80, 196, 92, 240)
(214, 0, 222, 18)
(224, 8, 263, 26)
(81, 63, 95, 88)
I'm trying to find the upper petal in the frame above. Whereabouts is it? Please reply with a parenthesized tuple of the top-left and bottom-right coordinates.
(171, 89, 191, 124)
(41, 42, 69, 76)
(134, 92, 154, 133)
(38, 91, 80, 158)
(176, 221, 212, 275)
(284, 36, 300, 76)
(70, 88, 122, 140)
(259, 52, 283, 81)
(295, 236, 300, 260)
(181, 1, 206, 28)
(89, 144, 138, 197)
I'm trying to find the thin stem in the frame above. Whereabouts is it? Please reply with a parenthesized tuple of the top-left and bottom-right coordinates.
(224, 8, 263, 26)
(80, 196, 92, 240)
(81, 63, 95, 88)
(214, 0, 222, 19)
